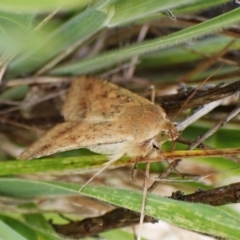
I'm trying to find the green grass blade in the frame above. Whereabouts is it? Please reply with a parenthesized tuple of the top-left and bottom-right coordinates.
(0, 215, 62, 240)
(108, 0, 200, 27)
(0, 219, 28, 240)
(176, 0, 227, 13)
(50, 8, 240, 75)
(8, 3, 110, 76)
(0, 0, 89, 12)
(0, 154, 109, 176)
(0, 11, 35, 60)
(0, 178, 239, 240)
(140, 36, 240, 67)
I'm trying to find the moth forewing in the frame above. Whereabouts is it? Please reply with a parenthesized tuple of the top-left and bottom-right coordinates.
(62, 76, 152, 122)
(18, 122, 78, 160)
(18, 121, 133, 160)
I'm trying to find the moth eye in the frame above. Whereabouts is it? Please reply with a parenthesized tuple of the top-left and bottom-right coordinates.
(157, 130, 170, 142)
(160, 131, 167, 137)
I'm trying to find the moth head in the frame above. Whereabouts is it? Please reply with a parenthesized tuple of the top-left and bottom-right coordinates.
(151, 123, 178, 156)
(157, 119, 178, 142)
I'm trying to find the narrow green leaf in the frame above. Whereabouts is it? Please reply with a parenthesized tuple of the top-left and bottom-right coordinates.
(23, 212, 55, 234)
(0, 0, 89, 12)
(109, 0, 201, 27)
(0, 219, 28, 240)
(0, 179, 239, 240)
(176, 0, 228, 13)
(0, 215, 61, 240)
(0, 11, 35, 60)
(0, 154, 109, 176)
(140, 36, 240, 67)
(9, 4, 108, 76)
(50, 8, 240, 75)
(0, 85, 29, 100)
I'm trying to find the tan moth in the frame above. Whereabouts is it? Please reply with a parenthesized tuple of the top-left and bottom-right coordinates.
(19, 76, 178, 188)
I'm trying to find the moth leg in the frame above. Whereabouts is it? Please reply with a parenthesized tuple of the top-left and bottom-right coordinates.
(131, 156, 142, 181)
(137, 85, 155, 240)
(79, 153, 124, 191)
(165, 158, 183, 177)
(58, 214, 73, 223)
(137, 159, 150, 240)
(152, 148, 166, 160)
(148, 159, 181, 192)
(138, 159, 181, 239)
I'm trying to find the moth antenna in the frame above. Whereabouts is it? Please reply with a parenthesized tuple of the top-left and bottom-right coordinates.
(172, 39, 235, 121)
(172, 64, 223, 121)
(79, 155, 122, 191)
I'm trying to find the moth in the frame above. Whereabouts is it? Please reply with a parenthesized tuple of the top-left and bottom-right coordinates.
(19, 76, 178, 187)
